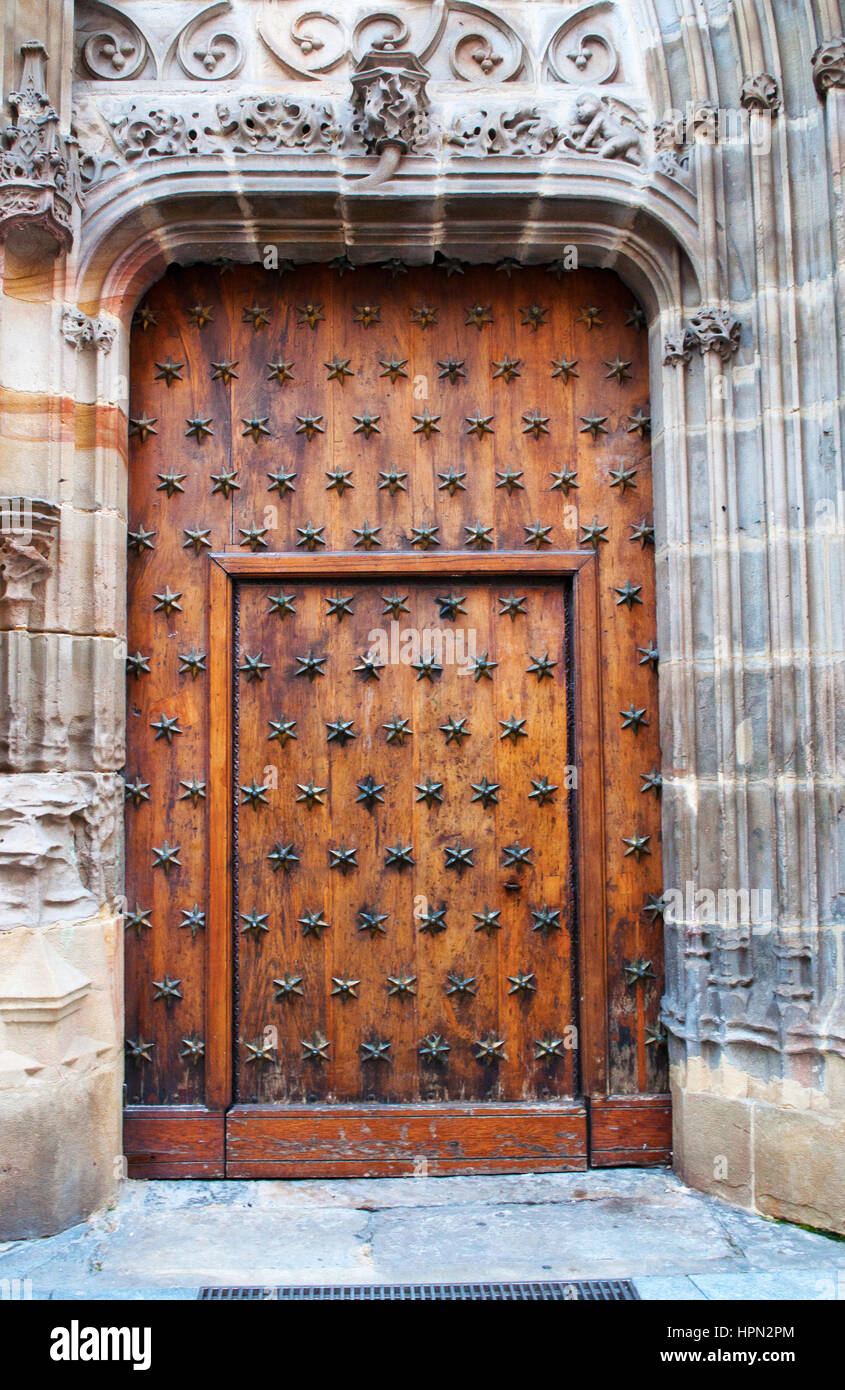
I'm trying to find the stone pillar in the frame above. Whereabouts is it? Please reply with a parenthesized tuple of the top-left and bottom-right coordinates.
(0, 21, 125, 1238)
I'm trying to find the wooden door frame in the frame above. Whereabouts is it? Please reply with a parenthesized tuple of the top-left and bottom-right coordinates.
(205, 549, 608, 1114)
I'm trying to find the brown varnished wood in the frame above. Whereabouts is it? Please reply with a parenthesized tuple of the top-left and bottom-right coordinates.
(123, 1108, 225, 1177)
(589, 1094, 672, 1166)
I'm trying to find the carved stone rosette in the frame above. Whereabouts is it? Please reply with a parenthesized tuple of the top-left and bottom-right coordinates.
(0, 498, 60, 630)
(812, 36, 845, 98)
(0, 42, 82, 253)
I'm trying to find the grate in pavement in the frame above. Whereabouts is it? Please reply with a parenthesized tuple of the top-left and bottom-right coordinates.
(198, 1279, 638, 1301)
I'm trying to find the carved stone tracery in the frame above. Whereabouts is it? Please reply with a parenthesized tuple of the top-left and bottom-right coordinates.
(0, 42, 82, 251)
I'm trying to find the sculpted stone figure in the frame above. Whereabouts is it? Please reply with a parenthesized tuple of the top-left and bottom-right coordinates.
(562, 93, 645, 165)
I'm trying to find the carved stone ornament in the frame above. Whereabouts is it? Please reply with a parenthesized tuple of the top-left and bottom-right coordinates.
(683, 308, 742, 361)
(740, 73, 782, 114)
(61, 307, 116, 353)
(0, 42, 82, 252)
(349, 37, 433, 183)
(0, 497, 60, 630)
(653, 117, 690, 179)
(812, 36, 845, 98)
(663, 333, 692, 368)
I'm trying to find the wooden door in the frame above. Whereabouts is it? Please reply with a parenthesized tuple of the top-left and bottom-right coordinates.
(123, 261, 669, 1178)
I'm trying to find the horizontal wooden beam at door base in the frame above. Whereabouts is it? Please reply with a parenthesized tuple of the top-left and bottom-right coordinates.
(123, 1108, 225, 1179)
(589, 1095, 672, 1167)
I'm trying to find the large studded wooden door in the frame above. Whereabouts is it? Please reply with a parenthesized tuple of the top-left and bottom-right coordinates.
(123, 261, 670, 1179)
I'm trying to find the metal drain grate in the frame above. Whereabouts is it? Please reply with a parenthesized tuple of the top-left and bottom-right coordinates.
(198, 1280, 638, 1301)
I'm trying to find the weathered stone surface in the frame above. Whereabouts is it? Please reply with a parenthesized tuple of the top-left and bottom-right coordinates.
(0, 631, 125, 771)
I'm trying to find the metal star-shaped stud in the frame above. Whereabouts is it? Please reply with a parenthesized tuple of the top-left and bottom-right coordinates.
(496, 466, 525, 494)
(241, 778, 270, 809)
(211, 359, 239, 384)
(521, 304, 548, 331)
(126, 1037, 154, 1062)
(419, 1034, 451, 1065)
(577, 305, 603, 330)
(437, 356, 467, 384)
(183, 525, 211, 554)
(383, 258, 407, 278)
(240, 908, 269, 938)
(353, 304, 380, 328)
(436, 593, 466, 619)
(580, 414, 609, 441)
(415, 777, 443, 807)
(128, 526, 156, 554)
(153, 586, 182, 616)
(156, 470, 186, 499)
(239, 521, 269, 551)
(411, 655, 442, 682)
(436, 253, 466, 276)
(551, 357, 579, 383)
(326, 717, 356, 747)
(471, 777, 500, 808)
(360, 1038, 391, 1064)
(180, 905, 206, 938)
(242, 416, 271, 443)
(411, 305, 438, 328)
(495, 257, 522, 278)
(627, 305, 648, 331)
(299, 910, 330, 938)
(410, 522, 440, 549)
(354, 652, 383, 681)
(352, 520, 382, 549)
(295, 649, 326, 680)
(615, 581, 643, 609)
(245, 1038, 276, 1066)
(474, 1034, 507, 1063)
(125, 906, 152, 936)
(412, 409, 441, 439)
(331, 976, 361, 1000)
(297, 303, 325, 329)
(508, 970, 537, 996)
(644, 894, 667, 922)
(151, 713, 182, 743)
(627, 408, 652, 439)
(631, 518, 655, 548)
(210, 468, 240, 497)
(466, 412, 495, 439)
(358, 905, 389, 937)
(523, 521, 553, 549)
(624, 958, 656, 987)
(296, 781, 327, 808)
(295, 413, 325, 440)
(529, 776, 558, 805)
(641, 767, 663, 797)
(440, 716, 469, 746)
(418, 904, 448, 935)
(503, 841, 533, 869)
(579, 517, 610, 549)
(535, 1035, 566, 1061)
(296, 522, 326, 551)
(380, 356, 409, 382)
(465, 304, 493, 330)
(444, 842, 474, 874)
(621, 704, 649, 733)
(126, 651, 150, 679)
(605, 357, 633, 385)
(326, 593, 355, 620)
(645, 1022, 668, 1048)
(129, 414, 158, 443)
(153, 974, 183, 1005)
(464, 520, 494, 549)
(387, 973, 417, 998)
(178, 649, 206, 678)
(329, 843, 358, 874)
(499, 715, 527, 744)
(133, 305, 157, 331)
(384, 717, 412, 745)
(181, 1034, 205, 1064)
(356, 775, 386, 809)
(638, 642, 659, 670)
(273, 973, 304, 1001)
(188, 304, 214, 328)
(549, 467, 579, 496)
(240, 651, 270, 682)
(622, 832, 652, 861)
(325, 467, 354, 496)
(178, 778, 206, 806)
(382, 593, 410, 618)
(378, 467, 408, 494)
(522, 409, 551, 439)
(326, 356, 354, 384)
(268, 716, 297, 746)
(531, 906, 561, 936)
(492, 355, 522, 383)
(267, 359, 295, 386)
(268, 842, 299, 873)
(473, 905, 502, 935)
(445, 971, 477, 998)
(185, 416, 214, 442)
(470, 652, 498, 682)
(301, 1032, 331, 1062)
(385, 843, 415, 871)
(353, 411, 381, 439)
(527, 652, 557, 681)
(330, 253, 355, 275)
(498, 592, 527, 621)
(609, 465, 639, 495)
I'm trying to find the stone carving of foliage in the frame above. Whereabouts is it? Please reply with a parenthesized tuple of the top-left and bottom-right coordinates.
(740, 72, 781, 113)
(172, 1, 244, 81)
(812, 36, 845, 97)
(79, 1, 152, 80)
(445, 107, 560, 156)
(107, 107, 195, 160)
(684, 308, 742, 361)
(544, 13, 620, 86)
(208, 96, 344, 152)
(61, 308, 116, 353)
(78, 0, 243, 82)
